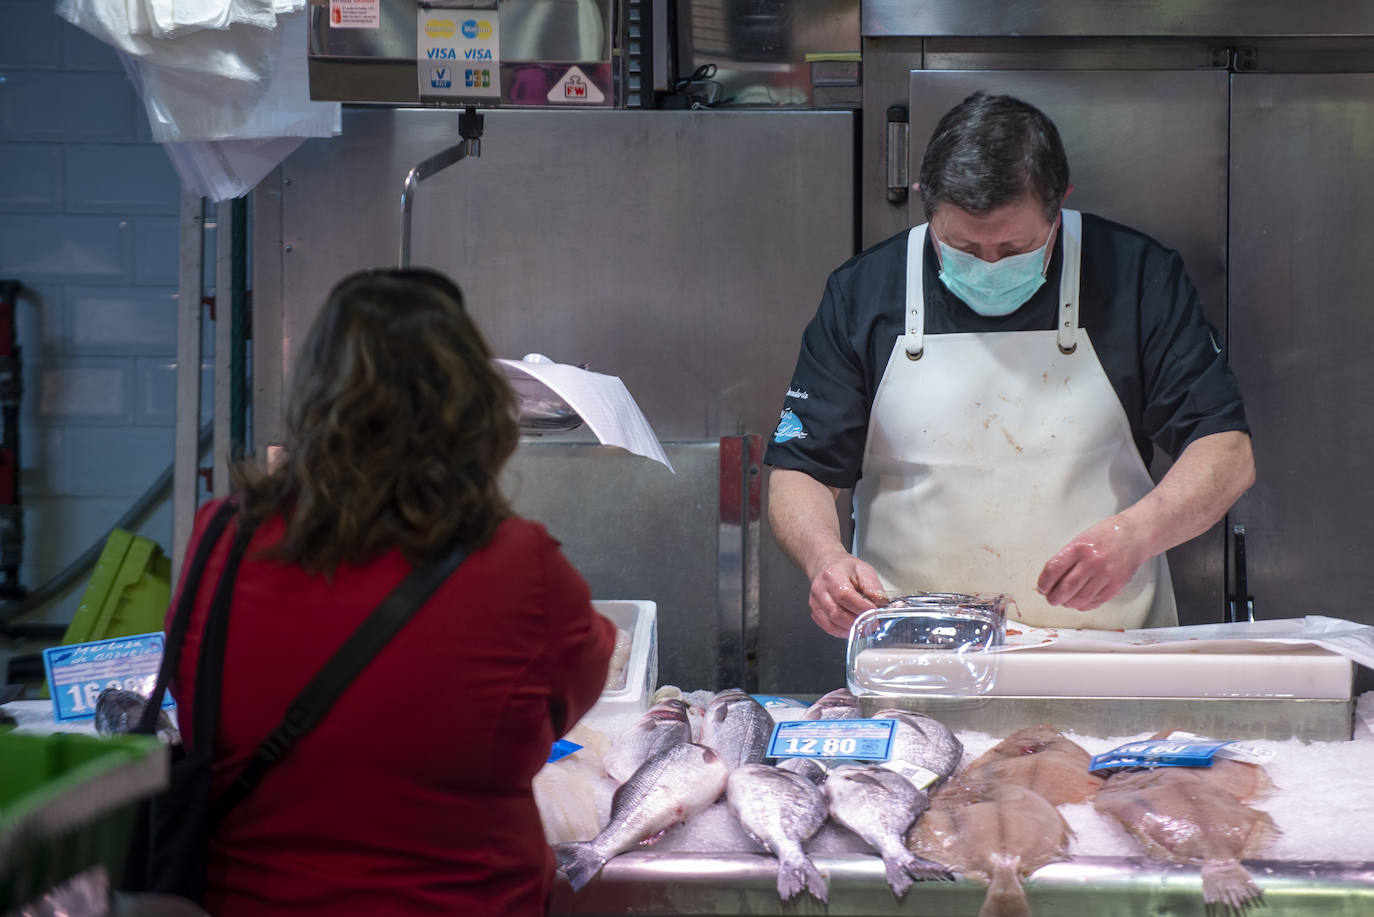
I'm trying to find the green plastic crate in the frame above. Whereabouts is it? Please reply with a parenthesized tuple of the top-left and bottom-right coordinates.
(0, 731, 167, 911)
(65, 530, 172, 646)
(38, 530, 172, 699)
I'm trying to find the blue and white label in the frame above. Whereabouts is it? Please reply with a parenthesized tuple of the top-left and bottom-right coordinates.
(42, 633, 171, 722)
(430, 66, 452, 89)
(752, 694, 809, 710)
(768, 718, 896, 761)
(772, 409, 807, 444)
(548, 738, 583, 763)
(1089, 739, 1232, 772)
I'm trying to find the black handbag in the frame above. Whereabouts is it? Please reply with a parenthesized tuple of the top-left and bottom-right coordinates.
(122, 500, 471, 903)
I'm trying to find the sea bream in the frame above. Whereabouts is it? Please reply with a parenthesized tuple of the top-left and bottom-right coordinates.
(603, 698, 693, 784)
(959, 724, 1103, 806)
(555, 742, 730, 892)
(726, 764, 830, 902)
(910, 779, 1072, 917)
(700, 688, 773, 771)
(875, 708, 964, 790)
(802, 687, 863, 720)
(825, 764, 953, 899)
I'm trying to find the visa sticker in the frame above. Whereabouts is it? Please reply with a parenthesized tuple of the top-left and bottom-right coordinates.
(768, 718, 896, 762)
(42, 633, 171, 722)
(548, 739, 583, 763)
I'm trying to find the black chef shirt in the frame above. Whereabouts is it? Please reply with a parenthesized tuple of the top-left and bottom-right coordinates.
(764, 213, 1250, 490)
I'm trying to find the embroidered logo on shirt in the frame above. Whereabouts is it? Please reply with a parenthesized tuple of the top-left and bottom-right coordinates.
(773, 409, 808, 443)
(785, 388, 810, 400)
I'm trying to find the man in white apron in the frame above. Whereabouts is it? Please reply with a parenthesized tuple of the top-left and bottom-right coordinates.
(766, 92, 1254, 637)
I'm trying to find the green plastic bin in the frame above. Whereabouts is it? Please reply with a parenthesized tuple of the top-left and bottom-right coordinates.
(64, 529, 172, 646)
(0, 731, 168, 911)
(38, 530, 172, 698)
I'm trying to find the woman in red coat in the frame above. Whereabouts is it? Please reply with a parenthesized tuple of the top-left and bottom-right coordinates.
(170, 268, 616, 917)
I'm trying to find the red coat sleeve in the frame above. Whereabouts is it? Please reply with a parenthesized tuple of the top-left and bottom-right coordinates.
(541, 541, 616, 738)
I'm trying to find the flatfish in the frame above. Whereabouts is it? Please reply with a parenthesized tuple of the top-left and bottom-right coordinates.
(825, 764, 953, 899)
(1094, 766, 1279, 912)
(603, 698, 693, 784)
(726, 764, 829, 901)
(910, 779, 1071, 917)
(700, 688, 773, 771)
(960, 724, 1103, 805)
(555, 742, 729, 891)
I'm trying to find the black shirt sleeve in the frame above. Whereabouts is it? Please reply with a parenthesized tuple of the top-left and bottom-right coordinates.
(763, 267, 876, 489)
(764, 214, 1250, 486)
(1081, 217, 1249, 467)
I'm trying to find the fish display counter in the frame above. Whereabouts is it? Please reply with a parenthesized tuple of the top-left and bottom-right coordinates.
(541, 687, 1374, 917)
(549, 853, 1374, 916)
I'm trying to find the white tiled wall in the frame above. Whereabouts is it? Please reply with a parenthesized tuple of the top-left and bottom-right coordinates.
(0, 0, 207, 631)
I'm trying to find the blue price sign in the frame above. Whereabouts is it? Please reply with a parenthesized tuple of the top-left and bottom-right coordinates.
(42, 633, 171, 722)
(768, 718, 897, 762)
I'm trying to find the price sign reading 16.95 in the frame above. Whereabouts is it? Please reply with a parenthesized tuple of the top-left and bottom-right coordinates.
(42, 633, 172, 722)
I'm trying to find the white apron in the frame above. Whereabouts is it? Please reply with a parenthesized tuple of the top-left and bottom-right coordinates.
(851, 210, 1177, 629)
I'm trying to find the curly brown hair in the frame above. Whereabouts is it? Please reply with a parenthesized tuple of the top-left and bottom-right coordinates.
(233, 268, 518, 573)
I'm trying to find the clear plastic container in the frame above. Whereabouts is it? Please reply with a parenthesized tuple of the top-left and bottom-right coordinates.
(846, 593, 1007, 697)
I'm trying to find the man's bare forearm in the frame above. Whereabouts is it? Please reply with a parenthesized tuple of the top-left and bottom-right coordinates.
(1121, 430, 1256, 558)
(768, 468, 847, 578)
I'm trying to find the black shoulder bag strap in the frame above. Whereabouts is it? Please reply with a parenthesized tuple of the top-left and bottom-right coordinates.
(208, 539, 472, 829)
(135, 499, 240, 735)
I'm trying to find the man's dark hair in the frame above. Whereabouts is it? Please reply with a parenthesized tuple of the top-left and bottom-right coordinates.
(918, 92, 1070, 222)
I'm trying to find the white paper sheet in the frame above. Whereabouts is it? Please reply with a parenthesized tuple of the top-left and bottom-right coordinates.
(496, 358, 674, 472)
(996, 615, 1374, 670)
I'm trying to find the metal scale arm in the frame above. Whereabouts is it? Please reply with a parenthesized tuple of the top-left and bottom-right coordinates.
(399, 106, 485, 267)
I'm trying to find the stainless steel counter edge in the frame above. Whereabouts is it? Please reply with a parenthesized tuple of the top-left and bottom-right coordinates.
(550, 852, 1374, 915)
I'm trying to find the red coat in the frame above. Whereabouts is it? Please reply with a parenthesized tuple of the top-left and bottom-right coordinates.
(170, 499, 615, 917)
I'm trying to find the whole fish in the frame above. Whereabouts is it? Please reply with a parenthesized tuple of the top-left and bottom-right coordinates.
(726, 764, 829, 902)
(555, 742, 729, 892)
(875, 708, 963, 790)
(1094, 766, 1279, 913)
(825, 764, 953, 899)
(700, 689, 772, 771)
(911, 780, 1071, 917)
(960, 724, 1103, 806)
(776, 756, 829, 784)
(94, 687, 179, 744)
(603, 698, 693, 784)
(803, 688, 863, 720)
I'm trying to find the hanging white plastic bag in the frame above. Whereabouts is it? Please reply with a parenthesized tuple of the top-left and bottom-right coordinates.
(56, 0, 279, 81)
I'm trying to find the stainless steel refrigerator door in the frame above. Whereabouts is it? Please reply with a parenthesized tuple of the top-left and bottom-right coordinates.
(900, 69, 1232, 624)
(1228, 73, 1374, 626)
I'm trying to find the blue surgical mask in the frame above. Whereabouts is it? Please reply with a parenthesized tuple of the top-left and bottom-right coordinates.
(935, 224, 1055, 317)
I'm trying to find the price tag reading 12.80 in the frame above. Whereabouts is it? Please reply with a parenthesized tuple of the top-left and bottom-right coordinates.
(767, 718, 897, 762)
(42, 633, 172, 722)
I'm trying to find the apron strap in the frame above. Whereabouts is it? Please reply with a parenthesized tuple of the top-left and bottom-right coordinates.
(908, 211, 1082, 357)
(904, 224, 927, 360)
(1057, 209, 1083, 354)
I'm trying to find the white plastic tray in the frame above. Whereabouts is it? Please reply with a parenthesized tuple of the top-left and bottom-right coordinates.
(583, 600, 657, 733)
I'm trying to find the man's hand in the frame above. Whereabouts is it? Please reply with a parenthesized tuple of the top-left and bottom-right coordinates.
(808, 550, 888, 637)
(1036, 514, 1150, 611)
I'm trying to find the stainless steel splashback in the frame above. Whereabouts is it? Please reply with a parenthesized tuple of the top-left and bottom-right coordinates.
(253, 108, 857, 691)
